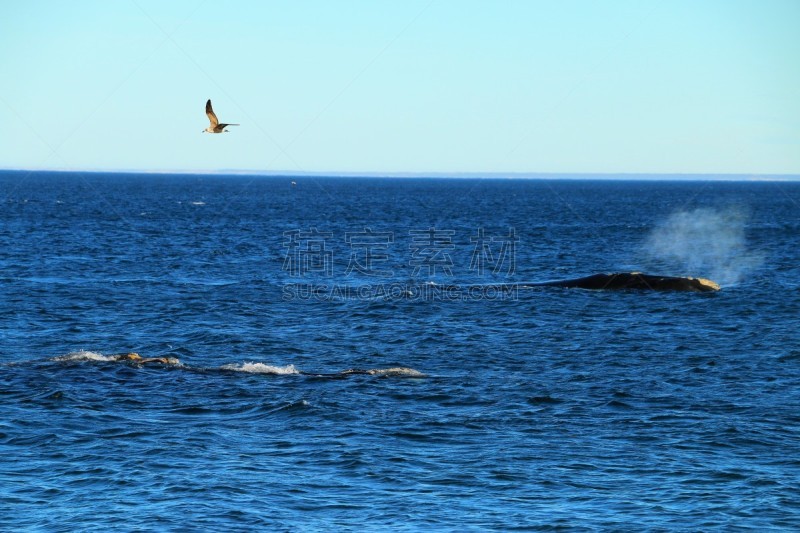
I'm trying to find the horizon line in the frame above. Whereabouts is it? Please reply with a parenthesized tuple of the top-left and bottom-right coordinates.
(1, 167, 799, 181)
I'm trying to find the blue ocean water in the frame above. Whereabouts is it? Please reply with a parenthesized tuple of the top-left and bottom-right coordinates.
(1, 171, 799, 530)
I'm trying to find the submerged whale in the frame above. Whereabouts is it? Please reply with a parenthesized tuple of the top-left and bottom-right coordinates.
(112, 352, 181, 365)
(58, 354, 424, 377)
(532, 272, 720, 292)
(304, 367, 426, 378)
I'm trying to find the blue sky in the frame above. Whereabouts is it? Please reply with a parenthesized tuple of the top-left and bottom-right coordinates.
(1, 0, 798, 175)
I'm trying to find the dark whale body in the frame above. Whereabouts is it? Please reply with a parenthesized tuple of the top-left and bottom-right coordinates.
(533, 272, 720, 292)
(427, 272, 720, 296)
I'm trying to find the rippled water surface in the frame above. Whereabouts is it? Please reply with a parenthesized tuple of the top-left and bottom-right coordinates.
(2, 172, 800, 530)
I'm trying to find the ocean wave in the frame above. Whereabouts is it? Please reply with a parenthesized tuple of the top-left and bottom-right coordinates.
(265, 399, 312, 414)
(220, 362, 301, 375)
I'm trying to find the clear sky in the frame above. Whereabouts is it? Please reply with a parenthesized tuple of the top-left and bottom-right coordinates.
(1, 0, 798, 175)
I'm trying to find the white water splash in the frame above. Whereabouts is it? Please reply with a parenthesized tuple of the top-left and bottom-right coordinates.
(645, 207, 763, 286)
(52, 350, 116, 362)
(221, 362, 301, 375)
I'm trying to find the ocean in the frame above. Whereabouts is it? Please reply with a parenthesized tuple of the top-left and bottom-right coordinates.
(1, 171, 799, 530)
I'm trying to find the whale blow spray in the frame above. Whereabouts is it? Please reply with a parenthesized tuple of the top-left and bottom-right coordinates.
(645, 207, 763, 286)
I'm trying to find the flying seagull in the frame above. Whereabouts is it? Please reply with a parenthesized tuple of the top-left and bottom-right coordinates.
(203, 99, 239, 133)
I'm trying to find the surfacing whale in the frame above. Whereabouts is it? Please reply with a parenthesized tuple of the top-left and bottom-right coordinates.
(111, 352, 181, 365)
(53, 353, 425, 378)
(532, 272, 720, 292)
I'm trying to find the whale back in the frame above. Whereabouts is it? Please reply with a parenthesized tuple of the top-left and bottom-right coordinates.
(541, 272, 721, 292)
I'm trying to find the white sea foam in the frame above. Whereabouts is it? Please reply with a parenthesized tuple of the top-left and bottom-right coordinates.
(52, 350, 116, 362)
(221, 362, 301, 375)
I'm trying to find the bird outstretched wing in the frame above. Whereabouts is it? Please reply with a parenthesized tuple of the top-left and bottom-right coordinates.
(206, 99, 219, 127)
